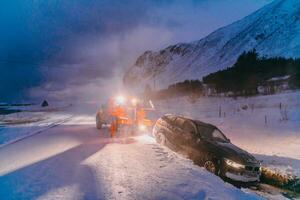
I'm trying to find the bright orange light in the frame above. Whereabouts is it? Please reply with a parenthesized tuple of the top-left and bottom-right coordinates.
(136, 134, 155, 143)
(131, 98, 138, 105)
(138, 124, 146, 131)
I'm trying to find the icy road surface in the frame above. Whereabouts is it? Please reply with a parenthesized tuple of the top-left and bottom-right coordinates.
(0, 116, 260, 200)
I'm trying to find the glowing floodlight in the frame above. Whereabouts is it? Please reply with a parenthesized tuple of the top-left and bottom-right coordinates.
(138, 124, 146, 131)
(116, 95, 126, 105)
(131, 98, 138, 106)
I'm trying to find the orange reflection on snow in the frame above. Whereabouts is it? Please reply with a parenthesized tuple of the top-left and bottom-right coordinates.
(135, 134, 155, 144)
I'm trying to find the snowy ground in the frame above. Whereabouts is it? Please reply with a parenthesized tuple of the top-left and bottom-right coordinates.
(0, 115, 261, 200)
(0, 92, 299, 199)
(154, 91, 300, 190)
(0, 109, 72, 147)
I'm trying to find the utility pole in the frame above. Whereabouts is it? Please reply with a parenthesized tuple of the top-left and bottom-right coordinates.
(153, 68, 160, 90)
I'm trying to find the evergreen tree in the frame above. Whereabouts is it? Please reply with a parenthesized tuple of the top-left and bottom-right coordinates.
(203, 49, 300, 96)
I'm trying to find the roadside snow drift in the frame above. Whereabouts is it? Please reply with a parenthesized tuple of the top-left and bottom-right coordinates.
(0, 116, 260, 200)
(154, 90, 300, 192)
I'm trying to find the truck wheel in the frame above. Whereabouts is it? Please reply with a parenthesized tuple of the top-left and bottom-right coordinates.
(96, 121, 102, 129)
(96, 115, 102, 129)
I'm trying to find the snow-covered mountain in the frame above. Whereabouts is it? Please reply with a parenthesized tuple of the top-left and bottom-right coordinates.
(124, 0, 300, 89)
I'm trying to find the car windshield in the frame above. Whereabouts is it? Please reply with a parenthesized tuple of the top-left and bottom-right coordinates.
(211, 129, 229, 142)
(197, 124, 229, 143)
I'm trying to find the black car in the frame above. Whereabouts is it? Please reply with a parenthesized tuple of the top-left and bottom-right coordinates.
(153, 114, 261, 183)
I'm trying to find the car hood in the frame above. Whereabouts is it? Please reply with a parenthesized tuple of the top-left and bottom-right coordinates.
(208, 141, 259, 165)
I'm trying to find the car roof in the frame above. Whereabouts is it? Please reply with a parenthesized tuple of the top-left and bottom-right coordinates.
(162, 114, 217, 129)
(193, 120, 216, 129)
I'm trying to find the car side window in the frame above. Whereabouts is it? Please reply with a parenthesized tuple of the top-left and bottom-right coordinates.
(183, 121, 196, 134)
(164, 115, 175, 123)
(174, 117, 185, 128)
(169, 116, 177, 122)
(197, 125, 212, 138)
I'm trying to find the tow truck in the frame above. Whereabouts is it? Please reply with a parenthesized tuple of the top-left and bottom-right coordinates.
(96, 95, 154, 137)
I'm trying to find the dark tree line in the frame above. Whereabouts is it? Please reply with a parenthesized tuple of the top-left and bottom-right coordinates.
(146, 80, 203, 100)
(203, 49, 300, 95)
(145, 50, 300, 99)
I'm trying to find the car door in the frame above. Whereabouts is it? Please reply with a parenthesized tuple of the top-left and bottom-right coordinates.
(165, 117, 185, 151)
(181, 120, 199, 158)
(192, 125, 214, 164)
(160, 116, 177, 144)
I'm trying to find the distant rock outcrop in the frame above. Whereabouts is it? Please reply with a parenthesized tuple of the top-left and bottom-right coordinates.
(41, 100, 49, 107)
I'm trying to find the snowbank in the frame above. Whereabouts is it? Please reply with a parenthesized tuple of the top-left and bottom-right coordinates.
(154, 91, 300, 191)
(0, 111, 72, 147)
(0, 116, 261, 200)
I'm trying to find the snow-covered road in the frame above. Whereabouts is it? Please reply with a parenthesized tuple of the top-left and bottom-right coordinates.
(0, 116, 260, 200)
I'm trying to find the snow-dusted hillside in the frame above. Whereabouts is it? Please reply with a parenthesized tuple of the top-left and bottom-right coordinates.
(124, 0, 300, 89)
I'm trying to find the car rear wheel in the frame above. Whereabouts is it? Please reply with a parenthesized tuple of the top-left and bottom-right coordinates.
(204, 160, 217, 174)
(155, 133, 166, 145)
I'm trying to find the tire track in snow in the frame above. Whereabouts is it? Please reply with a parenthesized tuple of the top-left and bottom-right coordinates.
(0, 115, 73, 149)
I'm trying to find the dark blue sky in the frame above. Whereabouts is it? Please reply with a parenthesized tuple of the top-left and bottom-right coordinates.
(0, 0, 273, 102)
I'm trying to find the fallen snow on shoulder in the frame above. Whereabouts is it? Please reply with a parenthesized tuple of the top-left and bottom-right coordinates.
(0, 117, 260, 200)
(0, 111, 72, 146)
(83, 134, 260, 200)
(155, 91, 300, 181)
